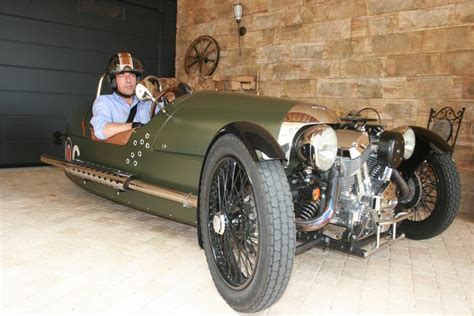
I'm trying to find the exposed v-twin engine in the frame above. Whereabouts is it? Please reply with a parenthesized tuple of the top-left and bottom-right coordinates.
(330, 130, 400, 241)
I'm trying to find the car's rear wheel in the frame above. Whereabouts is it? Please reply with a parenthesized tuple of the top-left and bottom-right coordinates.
(400, 152, 460, 240)
(199, 134, 295, 312)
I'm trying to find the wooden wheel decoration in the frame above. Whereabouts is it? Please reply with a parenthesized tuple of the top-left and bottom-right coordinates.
(184, 35, 220, 76)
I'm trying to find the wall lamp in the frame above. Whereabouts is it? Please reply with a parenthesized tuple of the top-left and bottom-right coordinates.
(233, 3, 246, 56)
(233, 3, 247, 36)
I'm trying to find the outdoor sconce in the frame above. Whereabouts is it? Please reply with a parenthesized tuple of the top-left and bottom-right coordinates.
(233, 3, 246, 55)
(233, 3, 247, 36)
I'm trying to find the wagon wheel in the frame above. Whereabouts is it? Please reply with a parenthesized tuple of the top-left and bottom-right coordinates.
(184, 35, 220, 76)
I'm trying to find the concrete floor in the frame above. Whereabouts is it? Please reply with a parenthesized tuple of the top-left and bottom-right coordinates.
(1, 167, 473, 315)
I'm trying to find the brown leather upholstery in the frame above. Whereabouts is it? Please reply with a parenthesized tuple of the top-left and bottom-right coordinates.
(90, 128, 134, 145)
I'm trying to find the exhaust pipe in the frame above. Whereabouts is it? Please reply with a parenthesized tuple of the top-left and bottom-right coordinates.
(41, 154, 198, 208)
(295, 166, 339, 232)
(391, 168, 411, 203)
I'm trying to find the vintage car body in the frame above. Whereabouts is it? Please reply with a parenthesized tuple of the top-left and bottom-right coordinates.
(42, 79, 460, 313)
(60, 91, 339, 225)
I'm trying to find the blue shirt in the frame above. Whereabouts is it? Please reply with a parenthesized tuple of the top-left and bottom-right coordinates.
(90, 92, 154, 140)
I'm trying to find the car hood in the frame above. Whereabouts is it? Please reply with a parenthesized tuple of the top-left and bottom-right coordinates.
(151, 91, 340, 156)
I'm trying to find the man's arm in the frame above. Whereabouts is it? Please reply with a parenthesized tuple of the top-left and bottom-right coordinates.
(91, 96, 134, 140)
(101, 122, 133, 139)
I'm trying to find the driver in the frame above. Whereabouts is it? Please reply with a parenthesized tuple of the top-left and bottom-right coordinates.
(91, 52, 156, 140)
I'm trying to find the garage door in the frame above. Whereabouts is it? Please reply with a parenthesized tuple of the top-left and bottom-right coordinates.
(0, 0, 176, 166)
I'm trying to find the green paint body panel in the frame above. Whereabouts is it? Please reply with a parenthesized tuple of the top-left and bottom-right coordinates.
(65, 91, 299, 225)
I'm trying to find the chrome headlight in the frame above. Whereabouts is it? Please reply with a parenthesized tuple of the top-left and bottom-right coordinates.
(296, 125, 338, 171)
(392, 126, 416, 159)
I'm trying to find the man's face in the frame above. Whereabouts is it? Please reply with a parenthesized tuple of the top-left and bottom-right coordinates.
(116, 72, 137, 97)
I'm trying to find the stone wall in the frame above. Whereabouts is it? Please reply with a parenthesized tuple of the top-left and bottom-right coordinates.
(176, 0, 473, 168)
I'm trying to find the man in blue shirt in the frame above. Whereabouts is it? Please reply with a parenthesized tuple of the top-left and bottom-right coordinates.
(91, 52, 154, 140)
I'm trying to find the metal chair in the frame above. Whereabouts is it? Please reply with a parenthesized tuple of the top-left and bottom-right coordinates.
(427, 106, 465, 149)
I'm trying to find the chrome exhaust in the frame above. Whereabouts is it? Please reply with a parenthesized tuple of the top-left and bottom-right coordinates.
(295, 166, 339, 232)
(41, 154, 198, 208)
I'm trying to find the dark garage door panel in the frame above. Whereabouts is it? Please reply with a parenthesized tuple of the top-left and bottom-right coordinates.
(1, 91, 92, 117)
(0, 0, 177, 166)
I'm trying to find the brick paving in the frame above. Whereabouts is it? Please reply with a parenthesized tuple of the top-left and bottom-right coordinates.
(1, 167, 472, 314)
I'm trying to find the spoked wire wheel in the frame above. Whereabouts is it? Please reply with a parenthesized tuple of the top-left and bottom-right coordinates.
(400, 152, 460, 240)
(407, 161, 439, 222)
(199, 134, 295, 312)
(208, 157, 259, 289)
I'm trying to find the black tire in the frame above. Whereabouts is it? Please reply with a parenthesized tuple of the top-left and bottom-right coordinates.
(400, 152, 460, 240)
(199, 134, 295, 313)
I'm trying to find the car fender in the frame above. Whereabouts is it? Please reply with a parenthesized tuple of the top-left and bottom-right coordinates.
(398, 126, 453, 178)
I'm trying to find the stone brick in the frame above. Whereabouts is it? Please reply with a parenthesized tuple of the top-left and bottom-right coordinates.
(422, 27, 474, 52)
(225, 48, 257, 66)
(269, 0, 302, 11)
(463, 77, 474, 99)
(246, 0, 269, 15)
(322, 1, 367, 20)
(310, 19, 351, 41)
(323, 39, 353, 59)
(212, 3, 233, 20)
(308, 60, 332, 77)
(368, 0, 416, 15)
(235, 64, 260, 77)
(369, 99, 419, 125)
(381, 78, 414, 99)
(281, 79, 315, 97)
(190, 7, 213, 25)
(300, 4, 325, 23)
(413, 76, 463, 99)
(454, 2, 474, 24)
(342, 58, 386, 77)
(399, 5, 454, 31)
(386, 54, 440, 77)
(372, 32, 423, 55)
(216, 34, 239, 51)
(367, 14, 398, 36)
(243, 29, 274, 47)
(358, 79, 383, 98)
(317, 79, 357, 98)
(272, 63, 305, 80)
(274, 24, 308, 43)
(252, 13, 282, 30)
(440, 51, 474, 75)
(283, 6, 305, 26)
(290, 43, 324, 60)
(414, 0, 450, 10)
(257, 45, 289, 64)
(260, 80, 282, 97)
(351, 17, 368, 38)
(351, 37, 372, 55)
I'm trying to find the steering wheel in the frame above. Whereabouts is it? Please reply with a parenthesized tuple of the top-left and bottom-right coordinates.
(150, 88, 174, 117)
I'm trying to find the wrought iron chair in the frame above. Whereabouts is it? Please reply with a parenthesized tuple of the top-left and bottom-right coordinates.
(427, 107, 466, 149)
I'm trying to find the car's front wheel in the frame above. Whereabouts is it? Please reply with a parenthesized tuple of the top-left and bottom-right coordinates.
(199, 134, 295, 313)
